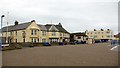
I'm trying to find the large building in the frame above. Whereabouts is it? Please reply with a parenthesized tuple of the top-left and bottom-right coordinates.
(70, 32, 88, 43)
(114, 33, 120, 40)
(85, 29, 114, 42)
(2, 20, 70, 44)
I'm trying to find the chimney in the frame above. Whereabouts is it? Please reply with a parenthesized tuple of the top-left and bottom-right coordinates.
(58, 22, 62, 27)
(15, 20, 18, 25)
(31, 20, 36, 22)
(94, 29, 96, 31)
(101, 29, 104, 31)
(107, 29, 110, 31)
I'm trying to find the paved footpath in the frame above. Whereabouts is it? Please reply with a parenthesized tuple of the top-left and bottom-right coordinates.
(2, 43, 118, 66)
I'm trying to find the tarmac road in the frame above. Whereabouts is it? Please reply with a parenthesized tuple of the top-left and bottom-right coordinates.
(2, 43, 118, 66)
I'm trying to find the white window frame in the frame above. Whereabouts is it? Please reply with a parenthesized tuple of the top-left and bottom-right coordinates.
(42, 31, 46, 36)
(52, 32, 56, 36)
(31, 38, 37, 43)
(31, 30, 37, 35)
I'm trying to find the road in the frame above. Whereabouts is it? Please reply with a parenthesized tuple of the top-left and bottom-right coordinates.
(2, 43, 118, 66)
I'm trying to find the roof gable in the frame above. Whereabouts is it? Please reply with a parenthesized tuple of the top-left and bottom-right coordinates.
(49, 25, 59, 31)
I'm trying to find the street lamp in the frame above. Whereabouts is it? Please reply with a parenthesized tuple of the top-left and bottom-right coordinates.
(0, 15, 5, 49)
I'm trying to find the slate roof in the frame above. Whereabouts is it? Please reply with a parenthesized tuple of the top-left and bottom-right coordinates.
(55, 25, 69, 33)
(37, 24, 47, 31)
(1, 21, 69, 34)
(45, 24, 52, 30)
(71, 32, 87, 36)
(2, 22, 32, 32)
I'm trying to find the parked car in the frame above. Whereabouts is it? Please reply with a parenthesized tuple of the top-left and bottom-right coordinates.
(70, 42, 75, 45)
(59, 42, 63, 46)
(76, 41, 81, 44)
(43, 42, 51, 46)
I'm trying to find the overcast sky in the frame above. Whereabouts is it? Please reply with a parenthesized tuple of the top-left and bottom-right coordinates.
(0, 0, 119, 34)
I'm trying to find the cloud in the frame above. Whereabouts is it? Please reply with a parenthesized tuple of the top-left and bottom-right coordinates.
(0, 0, 118, 34)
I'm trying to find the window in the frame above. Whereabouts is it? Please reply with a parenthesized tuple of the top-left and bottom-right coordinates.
(107, 35, 110, 38)
(31, 38, 37, 43)
(34, 30, 37, 35)
(31, 30, 37, 35)
(22, 31, 26, 38)
(63, 33, 66, 36)
(95, 32, 97, 34)
(101, 32, 104, 34)
(42, 39, 46, 42)
(50, 39, 58, 42)
(31, 30, 33, 35)
(111, 35, 113, 37)
(98, 32, 100, 34)
(42, 31, 46, 36)
(51, 39, 58, 42)
(78, 36, 81, 39)
(31, 38, 33, 42)
(102, 36, 104, 38)
(64, 34, 66, 36)
(52, 32, 56, 36)
(16, 39, 17, 43)
(15, 31, 17, 36)
(94, 36, 97, 38)
(60, 33, 62, 36)
(106, 31, 110, 33)
(38, 39, 39, 42)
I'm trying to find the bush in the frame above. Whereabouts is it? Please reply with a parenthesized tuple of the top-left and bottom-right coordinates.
(8, 45, 16, 50)
(15, 44, 22, 49)
(29, 43, 34, 47)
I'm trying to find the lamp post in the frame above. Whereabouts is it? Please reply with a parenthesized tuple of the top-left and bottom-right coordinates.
(0, 15, 5, 49)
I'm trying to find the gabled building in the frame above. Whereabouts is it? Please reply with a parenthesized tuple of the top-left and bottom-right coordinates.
(114, 33, 120, 40)
(2, 20, 70, 44)
(2, 20, 40, 43)
(70, 32, 88, 43)
(45, 23, 70, 43)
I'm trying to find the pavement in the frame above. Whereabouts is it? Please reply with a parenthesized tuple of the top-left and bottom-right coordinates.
(2, 43, 118, 66)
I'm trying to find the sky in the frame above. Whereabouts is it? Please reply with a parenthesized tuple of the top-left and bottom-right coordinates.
(0, 0, 119, 34)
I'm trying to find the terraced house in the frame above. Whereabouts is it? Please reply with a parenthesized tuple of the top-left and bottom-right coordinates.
(2, 20, 70, 44)
(85, 29, 114, 42)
